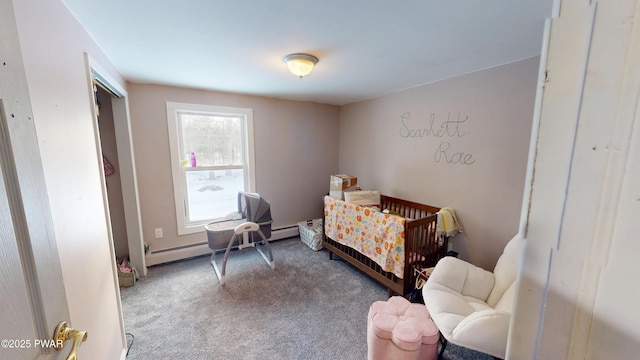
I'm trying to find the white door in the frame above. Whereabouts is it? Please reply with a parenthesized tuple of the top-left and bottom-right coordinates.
(510, 0, 640, 358)
(1, 1, 82, 358)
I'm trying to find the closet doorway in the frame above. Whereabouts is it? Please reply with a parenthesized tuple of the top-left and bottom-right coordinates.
(88, 55, 146, 277)
(96, 85, 129, 260)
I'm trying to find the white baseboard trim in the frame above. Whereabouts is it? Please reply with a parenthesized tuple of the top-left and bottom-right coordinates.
(145, 243, 211, 266)
(270, 225, 299, 241)
(144, 225, 299, 267)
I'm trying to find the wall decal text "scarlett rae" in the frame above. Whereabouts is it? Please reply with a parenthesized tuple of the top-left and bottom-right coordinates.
(398, 112, 476, 165)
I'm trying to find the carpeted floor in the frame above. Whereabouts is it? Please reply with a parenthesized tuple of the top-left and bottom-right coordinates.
(121, 237, 494, 360)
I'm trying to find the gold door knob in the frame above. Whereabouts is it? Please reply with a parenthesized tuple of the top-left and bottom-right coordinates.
(53, 321, 88, 360)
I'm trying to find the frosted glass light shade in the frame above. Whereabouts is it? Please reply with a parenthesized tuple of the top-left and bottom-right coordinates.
(283, 53, 318, 78)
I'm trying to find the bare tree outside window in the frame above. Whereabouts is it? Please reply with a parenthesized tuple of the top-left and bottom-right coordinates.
(180, 114, 243, 166)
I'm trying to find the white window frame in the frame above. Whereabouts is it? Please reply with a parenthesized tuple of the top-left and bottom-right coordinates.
(166, 102, 256, 235)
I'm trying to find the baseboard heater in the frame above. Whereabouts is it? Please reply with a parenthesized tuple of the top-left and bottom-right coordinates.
(145, 224, 300, 266)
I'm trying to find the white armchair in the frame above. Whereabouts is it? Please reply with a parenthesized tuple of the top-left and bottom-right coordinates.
(422, 234, 522, 359)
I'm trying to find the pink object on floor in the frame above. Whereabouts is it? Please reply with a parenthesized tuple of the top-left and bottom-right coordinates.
(367, 296, 439, 360)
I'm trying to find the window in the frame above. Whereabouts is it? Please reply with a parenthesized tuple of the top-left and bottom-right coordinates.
(166, 102, 255, 235)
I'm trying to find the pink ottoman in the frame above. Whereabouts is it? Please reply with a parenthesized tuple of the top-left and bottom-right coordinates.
(367, 296, 439, 360)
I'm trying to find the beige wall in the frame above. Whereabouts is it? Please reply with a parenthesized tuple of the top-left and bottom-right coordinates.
(338, 58, 539, 269)
(128, 59, 538, 269)
(13, 0, 126, 358)
(127, 83, 340, 253)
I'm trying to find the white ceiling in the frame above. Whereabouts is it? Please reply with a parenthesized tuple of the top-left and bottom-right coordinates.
(61, 0, 554, 106)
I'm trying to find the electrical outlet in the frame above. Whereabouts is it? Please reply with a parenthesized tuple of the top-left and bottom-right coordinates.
(154, 228, 163, 239)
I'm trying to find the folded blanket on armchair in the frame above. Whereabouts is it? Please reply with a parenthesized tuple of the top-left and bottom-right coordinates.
(436, 207, 462, 241)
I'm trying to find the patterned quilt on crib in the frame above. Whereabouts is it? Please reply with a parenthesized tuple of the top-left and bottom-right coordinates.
(324, 196, 406, 279)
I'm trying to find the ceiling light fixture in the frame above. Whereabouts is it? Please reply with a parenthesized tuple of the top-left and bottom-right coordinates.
(283, 53, 318, 79)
